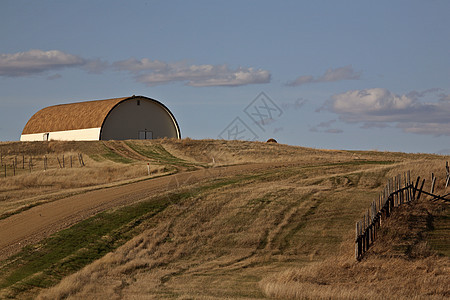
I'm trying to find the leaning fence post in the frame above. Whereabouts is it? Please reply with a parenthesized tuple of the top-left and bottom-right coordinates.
(431, 173, 436, 194)
(446, 162, 450, 188)
(417, 179, 425, 200)
(78, 153, 85, 167)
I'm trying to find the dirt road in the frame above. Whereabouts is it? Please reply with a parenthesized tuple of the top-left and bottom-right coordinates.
(0, 163, 285, 260)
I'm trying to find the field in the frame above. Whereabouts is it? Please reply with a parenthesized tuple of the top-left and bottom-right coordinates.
(0, 139, 448, 299)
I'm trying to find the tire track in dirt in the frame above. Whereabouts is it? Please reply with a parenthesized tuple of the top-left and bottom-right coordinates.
(0, 163, 288, 260)
(102, 141, 143, 161)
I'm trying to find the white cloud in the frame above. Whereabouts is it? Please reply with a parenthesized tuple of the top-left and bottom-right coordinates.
(131, 62, 270, 87)
(287, 65, 361, 86)
(0, 49, 86, 77)
(113, 58, 168, 73)
(327, 88, 450, 136)
(0, 50, 270, 87)
(331, 88, 415, 120)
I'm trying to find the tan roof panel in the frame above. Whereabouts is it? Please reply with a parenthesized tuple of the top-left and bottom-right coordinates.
(22, 97, 130, 134)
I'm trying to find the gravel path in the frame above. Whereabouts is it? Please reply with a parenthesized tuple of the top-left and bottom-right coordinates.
(0, 163, 285, 260)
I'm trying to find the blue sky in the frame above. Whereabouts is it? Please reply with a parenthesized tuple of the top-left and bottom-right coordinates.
(1, 1, 449, 154)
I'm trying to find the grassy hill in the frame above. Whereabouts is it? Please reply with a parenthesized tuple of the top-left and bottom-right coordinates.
(0, 139, 448, 299)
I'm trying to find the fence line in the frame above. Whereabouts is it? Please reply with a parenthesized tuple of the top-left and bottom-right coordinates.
(0, 153, 85, 178)
(355, 165, 449, 260)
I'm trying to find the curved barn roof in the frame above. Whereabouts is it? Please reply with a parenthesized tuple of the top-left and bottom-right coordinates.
(22, 96, 179, 136)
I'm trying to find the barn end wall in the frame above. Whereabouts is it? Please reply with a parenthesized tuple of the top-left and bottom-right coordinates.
(100, 98, 180, 140)
(20, 127, 101, 141)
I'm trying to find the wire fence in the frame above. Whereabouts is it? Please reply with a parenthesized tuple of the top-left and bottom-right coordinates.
(0, 153, 85, 178)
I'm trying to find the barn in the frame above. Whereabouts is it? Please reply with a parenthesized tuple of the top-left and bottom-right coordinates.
(20, 95, 181, 141)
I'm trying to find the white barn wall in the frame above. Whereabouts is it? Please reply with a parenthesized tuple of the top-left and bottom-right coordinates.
(20, 128, 101, 141)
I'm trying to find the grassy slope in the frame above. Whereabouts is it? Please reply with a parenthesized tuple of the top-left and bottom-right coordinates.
(0, 139, 448, 299)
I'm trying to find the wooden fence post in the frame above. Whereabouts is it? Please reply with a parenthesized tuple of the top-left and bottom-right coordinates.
(379, 193, 383, 226)
(405, 171, 409, 202)
(78, 153, 85, 167)
(446, 161, 449, 188)
(355, 222, 359, 260)
(431, 173, 436, 194)
(355, 170, 418, 260)
(362, 215, 366, 252)
(401, 173, 404, 204)
(417, 179, 425, 200)
(413, 176, 420, 200)
(393, 176, 397, 207)
(366, 210, 370, 250)
(390, 194, 394, 215)
(407, 171, 411, 202)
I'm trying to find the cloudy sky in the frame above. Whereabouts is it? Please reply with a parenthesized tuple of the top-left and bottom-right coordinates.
(1, 1, 449, 154)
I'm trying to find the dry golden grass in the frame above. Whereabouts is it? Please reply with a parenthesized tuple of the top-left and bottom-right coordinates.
(0, 139, 448, 299)
(161, 138, 427, 166)
(0, 150, 168, 219)
(260, 256, 449, 300)
(2, 138, 420, 219)
(260, 197, 450, 300)
(37, 152, 449, 299)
